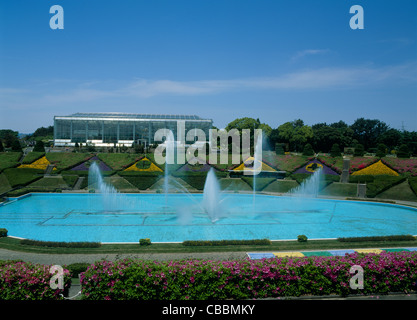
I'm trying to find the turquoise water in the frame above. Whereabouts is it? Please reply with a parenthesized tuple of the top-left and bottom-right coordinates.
(0, 193, 416, 242)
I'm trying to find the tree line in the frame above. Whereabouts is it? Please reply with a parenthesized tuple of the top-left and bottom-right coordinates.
(224, 117, 417, 157)
(1, 119, 416, 157)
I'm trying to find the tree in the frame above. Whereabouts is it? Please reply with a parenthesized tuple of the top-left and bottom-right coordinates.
(376, 143, 387, 158)
(0, 130, 19, 148)
(312, 124, 342, 153)
(330, 143, 341, 157)
(226, 117, 272, 151)
(397, 144, 410, 158)
(225, 117, 260, 132)
(302, 143, 314, 156)
(32, 126, 54, 138)
(377, 128, 401, 150)
(0, 139, 4, 152)
(11, 139, 22, 152)
(277, 119, 313, 152)
(350, 118, 389, 150)
(33, 140, 45, 152)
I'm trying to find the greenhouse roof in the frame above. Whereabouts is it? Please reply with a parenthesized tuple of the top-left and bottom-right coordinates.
(55, 112, 211, 121)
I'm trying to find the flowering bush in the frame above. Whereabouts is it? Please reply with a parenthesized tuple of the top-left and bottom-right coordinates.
(0, 261, 71, 300)
(80, 252, 417, 300)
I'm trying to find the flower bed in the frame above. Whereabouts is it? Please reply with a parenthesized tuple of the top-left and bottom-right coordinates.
(70, 156, 112, 171)
(351, 160, 399, 176)
(18, 156, 56, 171)
(382, 157, 417, 176)
(80, 252, 417, 300)
(349, 157, 378, 173)
(0, 261, 71, 300)
(124, 157, 163, 172)
(293, 159, 339, 175)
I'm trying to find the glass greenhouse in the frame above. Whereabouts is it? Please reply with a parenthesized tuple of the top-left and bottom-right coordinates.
(53, 113, 213, 147)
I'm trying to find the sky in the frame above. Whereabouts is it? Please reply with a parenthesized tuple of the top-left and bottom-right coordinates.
(0, 0, 416, 133)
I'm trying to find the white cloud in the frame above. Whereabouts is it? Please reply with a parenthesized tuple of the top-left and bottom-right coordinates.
(291, 49, 330, 62)
(1, 62, 416, 106)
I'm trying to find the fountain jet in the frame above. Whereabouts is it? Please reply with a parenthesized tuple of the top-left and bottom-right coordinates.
(202, 168, 222, 222)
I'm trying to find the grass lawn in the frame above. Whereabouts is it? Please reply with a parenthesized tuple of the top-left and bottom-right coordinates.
(46, 152, 93, 170)
(219, 178, 252, 192)
(263, 180, 299, 193)
(321, 182, 357, 197)
(2, 168, 44, 188)
(0, 173, 12, 194)
(21, 152, 45, 164)
(376, 180, 417, 202)
(0, 152, 22, 171)
(26, 176, 69, 189)
(97, 153, 140, 170)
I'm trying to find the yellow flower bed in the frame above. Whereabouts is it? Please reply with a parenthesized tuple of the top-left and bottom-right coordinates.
(233, 157, 276, 172)
(351, 160, 398, 176)
(18, 156, 56, 170)
(124, 157, 163, 172)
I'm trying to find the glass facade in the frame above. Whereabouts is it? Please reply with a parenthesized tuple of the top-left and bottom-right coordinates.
(54, 113, 212, 147)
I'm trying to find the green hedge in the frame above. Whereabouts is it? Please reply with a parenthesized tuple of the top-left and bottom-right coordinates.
(337, 235, 416, 242)
(182, 239, 271, 246)
(409, 177, 417, 196)
(66, 263, 91, 278)
(20, 239, 101, 248)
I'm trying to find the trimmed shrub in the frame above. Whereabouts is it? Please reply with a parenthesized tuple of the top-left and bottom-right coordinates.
(275, 143, 285, 155)
(297, 235, 308, 242)
(354, 144, 365, 157)
(0, 228, 7, 237)
(67, 263, 91, 278)
(139, 238, 151, 246)
(330, 143, 341, 157)
(376, 143, 387, 158)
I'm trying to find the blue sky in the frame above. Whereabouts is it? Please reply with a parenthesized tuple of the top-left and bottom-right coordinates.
(1, 0, 416, 133)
